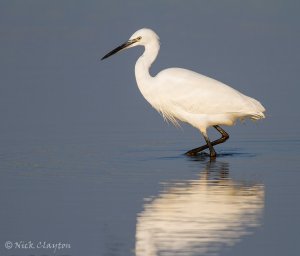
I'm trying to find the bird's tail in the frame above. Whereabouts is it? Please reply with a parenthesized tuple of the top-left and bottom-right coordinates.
(250, 112, 265, 120)
(246, 96, 266, 120)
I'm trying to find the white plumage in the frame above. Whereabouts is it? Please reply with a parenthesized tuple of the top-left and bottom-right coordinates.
(102, 28, 265, 157)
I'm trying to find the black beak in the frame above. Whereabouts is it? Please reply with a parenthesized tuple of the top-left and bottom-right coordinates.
(101, 39, 137, 60)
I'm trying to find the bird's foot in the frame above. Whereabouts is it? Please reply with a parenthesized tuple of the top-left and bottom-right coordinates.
(185, 145, 208, 156)
(209, 152, 217, 158)
(185, 150, 217, 158)
(184, 150, 199, 156)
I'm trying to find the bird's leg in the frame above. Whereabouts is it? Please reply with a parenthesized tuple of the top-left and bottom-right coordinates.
(203, 132, 216, 158)
(213, 125, 229, 140)
(185, 125, 229, 156)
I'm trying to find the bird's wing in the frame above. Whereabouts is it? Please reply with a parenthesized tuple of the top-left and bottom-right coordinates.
(155, 68, 262, 116)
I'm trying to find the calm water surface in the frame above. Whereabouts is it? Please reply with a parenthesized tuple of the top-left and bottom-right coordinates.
(0, 128, 299, 256)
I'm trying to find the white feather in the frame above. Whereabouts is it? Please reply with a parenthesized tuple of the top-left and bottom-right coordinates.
(131, 29, 265, 133)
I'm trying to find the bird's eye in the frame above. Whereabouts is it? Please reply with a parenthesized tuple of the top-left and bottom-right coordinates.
(137, 36, 142, 40)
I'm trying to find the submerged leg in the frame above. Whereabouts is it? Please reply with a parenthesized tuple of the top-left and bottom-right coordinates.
(185, 125, 229, 156)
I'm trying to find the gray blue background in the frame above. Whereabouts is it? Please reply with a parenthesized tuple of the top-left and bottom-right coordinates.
(0, 1, 299, 256)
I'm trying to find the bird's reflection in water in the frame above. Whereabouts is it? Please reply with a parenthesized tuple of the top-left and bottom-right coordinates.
(135, 161, 264, 256)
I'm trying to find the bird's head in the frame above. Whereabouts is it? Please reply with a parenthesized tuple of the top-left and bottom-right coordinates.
(101, 28, 159, 60)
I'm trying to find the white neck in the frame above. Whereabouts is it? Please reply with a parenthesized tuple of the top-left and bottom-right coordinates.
(135, 41, 160, 89)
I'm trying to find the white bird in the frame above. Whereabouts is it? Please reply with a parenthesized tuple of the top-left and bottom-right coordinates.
(101, 28, 265, 157)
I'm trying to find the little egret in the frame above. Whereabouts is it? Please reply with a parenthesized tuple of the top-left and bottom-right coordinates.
(101, 28, 265, 157)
